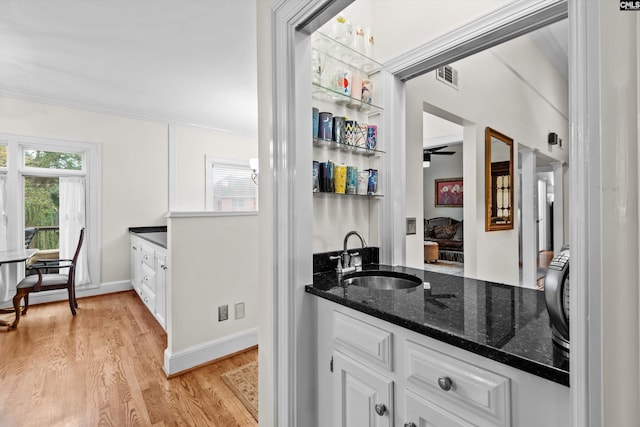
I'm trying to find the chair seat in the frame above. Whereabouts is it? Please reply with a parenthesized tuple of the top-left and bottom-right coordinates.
(17, 274, 69, 289)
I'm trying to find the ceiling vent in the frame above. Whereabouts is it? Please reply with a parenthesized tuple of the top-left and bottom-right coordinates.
(436, 65, 459, 90)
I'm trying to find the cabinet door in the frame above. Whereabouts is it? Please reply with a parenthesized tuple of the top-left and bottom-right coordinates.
(154, 252, 167, 330)
(405, 390, 473, 427)
(333, 351, 393, 427)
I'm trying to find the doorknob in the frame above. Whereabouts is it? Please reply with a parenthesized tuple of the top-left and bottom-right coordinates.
(374, 403, 386, 416)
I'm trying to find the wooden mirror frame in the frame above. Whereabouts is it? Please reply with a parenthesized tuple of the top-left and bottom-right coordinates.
(485, 127, 514, 231)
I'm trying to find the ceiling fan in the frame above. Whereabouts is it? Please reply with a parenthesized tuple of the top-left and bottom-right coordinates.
(423, 145, 456, 162)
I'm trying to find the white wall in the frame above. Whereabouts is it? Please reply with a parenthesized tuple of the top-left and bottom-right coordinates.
(405, 30, 569, 284)
(175, 125, 257, 211)
(0, 96, 168, 284)
(165, 215, 258, 367)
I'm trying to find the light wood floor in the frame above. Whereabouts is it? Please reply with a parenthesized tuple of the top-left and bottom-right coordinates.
(0, 291, 258, 427)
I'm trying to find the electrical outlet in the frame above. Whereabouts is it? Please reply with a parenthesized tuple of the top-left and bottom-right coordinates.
(235, 302, 245, 319)
(218, 304, 229, 321)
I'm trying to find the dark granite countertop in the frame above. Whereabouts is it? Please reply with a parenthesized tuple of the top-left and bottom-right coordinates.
(129, 226, 167, 249)
(305, 263, 569, 386)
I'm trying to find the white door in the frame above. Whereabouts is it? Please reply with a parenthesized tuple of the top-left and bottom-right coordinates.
(405, 389, 473, 427)
(333, 351, 393, 427)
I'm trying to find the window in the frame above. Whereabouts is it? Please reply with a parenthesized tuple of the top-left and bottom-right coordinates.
(0, 143, 7, 168)
(0, 134, 99, 291)
(23, 149, 83, 171)
(206, 157, 258, 212)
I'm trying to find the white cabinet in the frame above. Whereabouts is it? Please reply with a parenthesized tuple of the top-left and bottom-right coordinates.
(405, 389, 474, 427)
(333, 351, 394, 427)
(154, 252, 167, 329)
(314, 297, 570, 427)
(130, 234, 167, 330)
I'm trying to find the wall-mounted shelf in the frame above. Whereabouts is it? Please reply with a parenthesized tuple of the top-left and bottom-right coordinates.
(313, 138, 384, 156)
(313, 192, 383, 199)
(312, 83, 382, 113)
(312, 31, 381, 75)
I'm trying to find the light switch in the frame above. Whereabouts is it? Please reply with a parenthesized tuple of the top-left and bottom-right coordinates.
(235, 302, 245, 319)
(406, 217, 417, 235)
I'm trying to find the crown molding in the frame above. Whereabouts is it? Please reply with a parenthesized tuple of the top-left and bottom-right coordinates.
(0, 87, 254, 137)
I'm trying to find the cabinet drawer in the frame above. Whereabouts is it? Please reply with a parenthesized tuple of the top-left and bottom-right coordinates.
(141, 246, 155, 268)
(141, 263, 155, 292)
(405, 340, 510, 427)
(333, 311, 393, 371)
(139, 285, 155, 314)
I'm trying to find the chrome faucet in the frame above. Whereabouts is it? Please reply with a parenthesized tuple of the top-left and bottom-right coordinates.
(339, 231, 367, 273)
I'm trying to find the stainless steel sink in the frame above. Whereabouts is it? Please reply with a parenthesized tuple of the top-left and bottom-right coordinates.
(341, 270, 422, 291)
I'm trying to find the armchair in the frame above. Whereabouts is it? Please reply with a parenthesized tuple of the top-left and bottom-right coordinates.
(10, 228, 85, 328)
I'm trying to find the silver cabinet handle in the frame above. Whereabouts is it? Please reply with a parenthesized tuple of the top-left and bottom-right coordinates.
(143, 255, 149, 260)
(374, 403, 386, 416)
(404, 423, 416, 427)
(132, 246, 137, 250)
(160, 265, 167, 270)
(438, 376, 453, 391)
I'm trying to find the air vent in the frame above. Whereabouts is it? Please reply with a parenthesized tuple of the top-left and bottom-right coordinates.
(436, 65, 459, 89)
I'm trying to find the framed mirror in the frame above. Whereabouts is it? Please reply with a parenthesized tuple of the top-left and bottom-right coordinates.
(485, 127, 514, 231)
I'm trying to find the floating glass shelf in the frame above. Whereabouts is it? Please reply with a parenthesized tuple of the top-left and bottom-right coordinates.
(313, 138, 384, 156)
(313, 191, 383, 199)
(312, 83, 382, 113)
(312, 31, 382, 75)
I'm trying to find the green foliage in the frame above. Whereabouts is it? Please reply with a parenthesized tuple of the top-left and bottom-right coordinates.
(0, 145, 7, 167)
(24, 176, 59, 250)
(24, 150, 82, 170)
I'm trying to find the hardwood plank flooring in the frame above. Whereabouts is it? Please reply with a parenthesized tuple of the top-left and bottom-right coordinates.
(0, 291, 258, 427)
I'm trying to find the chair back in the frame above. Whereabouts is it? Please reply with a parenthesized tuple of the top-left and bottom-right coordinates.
(25, 227, 37, 248)
(72, 228, 85, 265)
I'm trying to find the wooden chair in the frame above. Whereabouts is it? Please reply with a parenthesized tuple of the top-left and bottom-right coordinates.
(24, 227, 37, 248)
(10, 228, 85, 328)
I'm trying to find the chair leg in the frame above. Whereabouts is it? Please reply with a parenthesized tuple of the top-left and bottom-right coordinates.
(11, 289, 29, 328)
(67, 287, 77, 316)
(23, 293, 29, 314)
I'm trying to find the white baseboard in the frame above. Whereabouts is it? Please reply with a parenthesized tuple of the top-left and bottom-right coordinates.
(164, 328, 258, 376)
(0, 280, 133, 308)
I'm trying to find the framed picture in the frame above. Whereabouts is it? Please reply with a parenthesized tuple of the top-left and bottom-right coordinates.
(435, 177, 463, 207)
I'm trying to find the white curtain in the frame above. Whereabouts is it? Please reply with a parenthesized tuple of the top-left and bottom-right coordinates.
(0, 175, 8, 301)
(59, 176, 90, 285)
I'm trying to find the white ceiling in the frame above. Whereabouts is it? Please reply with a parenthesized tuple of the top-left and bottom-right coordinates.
(0, 0, 258, 136)
(0, 1, 566, 141)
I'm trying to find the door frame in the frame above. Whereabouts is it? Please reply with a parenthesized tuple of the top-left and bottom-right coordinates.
(269, 0, 601, 426)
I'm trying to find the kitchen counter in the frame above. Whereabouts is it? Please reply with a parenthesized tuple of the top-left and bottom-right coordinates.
(129, 226, 167, 248)
(305, 263, 569, 386)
